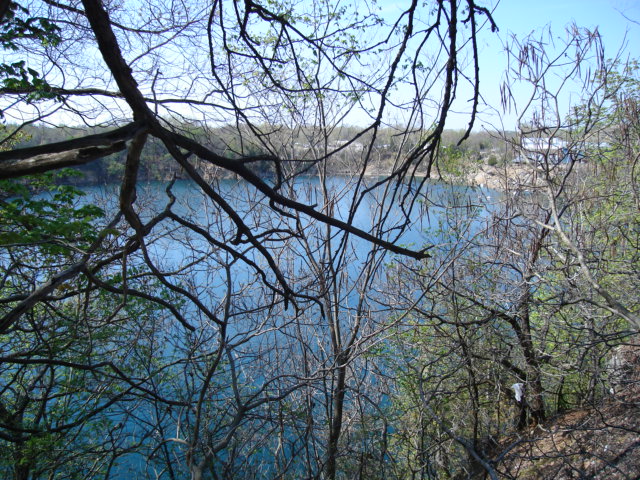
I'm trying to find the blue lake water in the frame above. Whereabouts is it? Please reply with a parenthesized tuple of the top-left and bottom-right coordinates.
(19, 176, 500, 477)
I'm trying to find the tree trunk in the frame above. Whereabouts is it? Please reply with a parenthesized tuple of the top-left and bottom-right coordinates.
(325, 362, 347, 480)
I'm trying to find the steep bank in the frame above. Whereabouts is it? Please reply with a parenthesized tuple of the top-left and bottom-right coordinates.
(493, 341, 640, 479)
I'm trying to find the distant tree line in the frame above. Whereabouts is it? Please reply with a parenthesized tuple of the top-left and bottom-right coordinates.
(7, 123, 510, 185)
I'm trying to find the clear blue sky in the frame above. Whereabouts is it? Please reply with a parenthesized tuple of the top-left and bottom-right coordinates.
(16, 0, 639, 131)
(497, 0, 638, 44)
(468, 0, 640, 130)
(373, 0, 640, 130)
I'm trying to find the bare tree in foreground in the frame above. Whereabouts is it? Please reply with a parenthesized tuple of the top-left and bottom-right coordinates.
(0, 0, 500, 478)
(383, 25, 639, 479)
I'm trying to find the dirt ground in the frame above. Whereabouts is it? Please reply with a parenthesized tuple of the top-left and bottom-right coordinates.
(494, 341, 640, 479)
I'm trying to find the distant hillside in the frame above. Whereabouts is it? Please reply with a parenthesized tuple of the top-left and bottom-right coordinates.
(3, 123, 513, 184)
